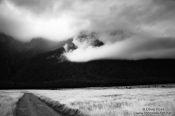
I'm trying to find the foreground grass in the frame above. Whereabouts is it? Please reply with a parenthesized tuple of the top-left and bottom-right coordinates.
(38, 95, 87, 116)
(0, 91, 23, 116)
(31, 88, 175, 116)
(0, 87, 175, 116)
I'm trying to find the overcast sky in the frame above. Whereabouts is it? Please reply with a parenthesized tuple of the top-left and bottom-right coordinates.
(0, 0, 175, 61)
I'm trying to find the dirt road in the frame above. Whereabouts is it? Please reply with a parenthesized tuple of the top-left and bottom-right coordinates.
(15, 93, 62, 116)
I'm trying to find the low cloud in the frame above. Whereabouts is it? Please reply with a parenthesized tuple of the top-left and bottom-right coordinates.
(1, 0, 175, 41)
(64, 37, 175, 62)
(1, 0, 175, 60)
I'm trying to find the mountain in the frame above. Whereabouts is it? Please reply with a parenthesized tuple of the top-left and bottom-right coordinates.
(0, 33, 175, 89)
(25, 38, 70, 56)
(0, 32, 70, 83)
(0, 32, 27, 80)
(11, 58, 175, 88)
(1, 47, 175, 89)
(0, 32, 72, 57)
(0, 32, 27, 54)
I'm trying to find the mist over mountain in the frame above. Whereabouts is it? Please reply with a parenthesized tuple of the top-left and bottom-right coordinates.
(1, 0, 175, 89)
(0, 32, 175, 89)
(0, 32, 74, 56)
(0, 32, 71, 82)
(1, 0, 175, 62)
(0, 32, 26, 53)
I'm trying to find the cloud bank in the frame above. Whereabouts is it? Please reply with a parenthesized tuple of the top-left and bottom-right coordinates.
(0, 0, 175, 61)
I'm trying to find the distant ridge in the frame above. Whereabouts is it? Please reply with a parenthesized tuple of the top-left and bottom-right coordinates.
(1, 58, 175, 89)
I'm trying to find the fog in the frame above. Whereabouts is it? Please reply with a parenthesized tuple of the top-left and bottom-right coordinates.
(1, 0, 175, 61)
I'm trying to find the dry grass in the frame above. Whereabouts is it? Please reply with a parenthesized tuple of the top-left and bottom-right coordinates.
(0, 91, 23, 116)
(38, 95, 87, 116)
(0, 87, 175, 116)
(30, 88, 175, 116)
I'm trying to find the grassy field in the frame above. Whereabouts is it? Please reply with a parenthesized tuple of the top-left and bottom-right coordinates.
(0, 87, 175, 116)
(30, 88, 175, 116)
(0, 91, 23, 116)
